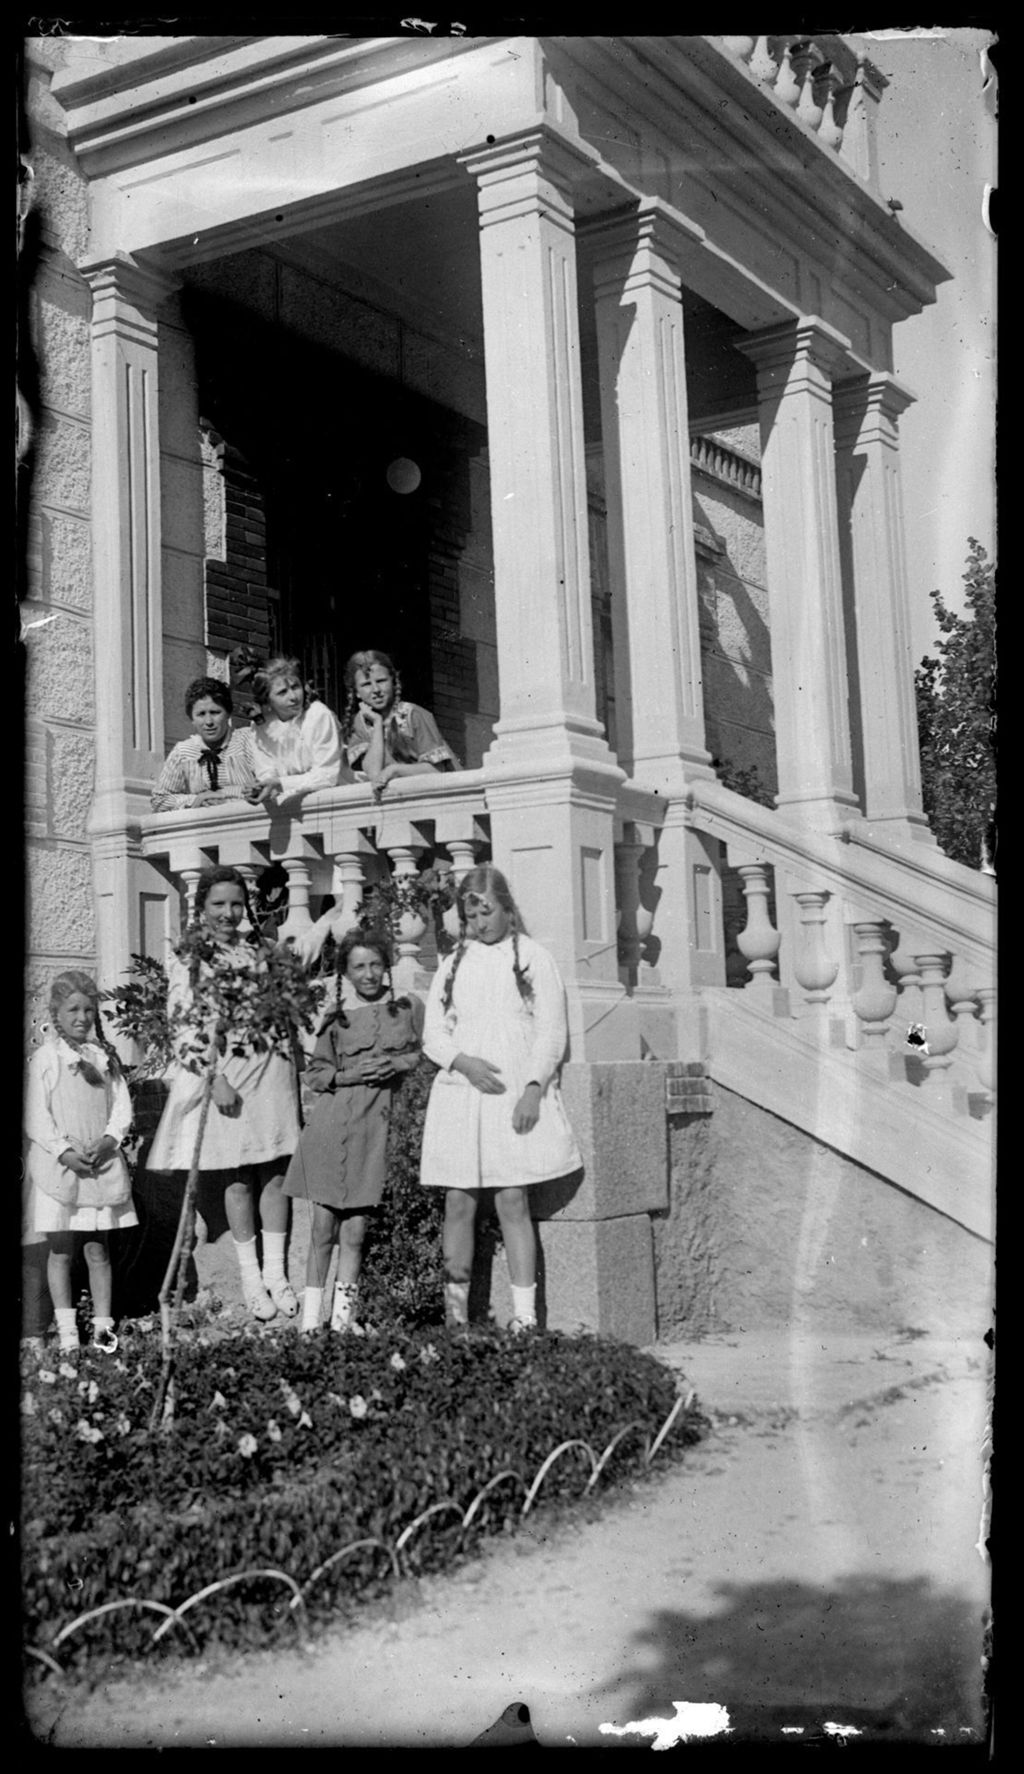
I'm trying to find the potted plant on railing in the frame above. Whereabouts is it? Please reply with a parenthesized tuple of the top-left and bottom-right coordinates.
(357, 864, 459, 963)
(104, 935, 324, 1427)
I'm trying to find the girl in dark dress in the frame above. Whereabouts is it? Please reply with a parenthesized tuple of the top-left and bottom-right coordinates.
(283, 928, 423, 1333)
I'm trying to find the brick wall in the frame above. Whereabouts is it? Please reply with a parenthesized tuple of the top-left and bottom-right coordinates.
(202, 434, 276, 663)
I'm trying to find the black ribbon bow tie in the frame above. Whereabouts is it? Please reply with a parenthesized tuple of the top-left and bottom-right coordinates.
(198, 746, 222, 791)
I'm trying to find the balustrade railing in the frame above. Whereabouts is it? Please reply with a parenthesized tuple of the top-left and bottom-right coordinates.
(139, 766, 996, 1115)
(719, 34, 885, 184)
(682, 778, 997, 1108)
(140, 771, 494, 992)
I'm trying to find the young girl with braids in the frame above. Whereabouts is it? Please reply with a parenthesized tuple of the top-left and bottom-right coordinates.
(282, 927, 424, 1334)
(230, 649, 351, 810)
(145, 866, 302, 1321)
(24, 972, 138, 1352)
(342, 649, 458, 793)
(419, 866, 581, 1332)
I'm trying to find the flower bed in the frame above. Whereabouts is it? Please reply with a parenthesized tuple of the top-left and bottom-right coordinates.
(22, 1320, 705, 1683)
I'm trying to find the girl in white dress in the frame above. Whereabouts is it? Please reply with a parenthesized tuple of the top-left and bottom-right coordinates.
(146, 866, 303, 1321)
(236, 652, 351, 810)
(419, 867, 581, 1331)
(24, 972, 138, 1353)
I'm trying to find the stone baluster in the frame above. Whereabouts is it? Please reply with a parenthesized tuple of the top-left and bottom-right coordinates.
(793, 43, 824, 130)
(614, 825, 646, 986)
(850, 919, 897, 1056)
(330, 848, 368, 934)
(816, 67, 845, 150)
(275, 856, 315, 944)
(179, 866, 202, 929)
(233, 862, 261, 935)
(943, 957, 982, 1104)
(749, 37, 778, 83)
(722, 36, 756, 61)
(973, 985, 996, 1099)
(913, 951, 958, 1096)
(736, 863, 781, 996)
(791, 889, 839, 1022)
(377, 833, 428, 989)
(888, 934, 924, 1035)
(436, 820, 488, 943)
(773, 41, 801, 106)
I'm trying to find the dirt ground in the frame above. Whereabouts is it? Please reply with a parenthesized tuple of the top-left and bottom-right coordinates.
(24, 1355, 991, 1751)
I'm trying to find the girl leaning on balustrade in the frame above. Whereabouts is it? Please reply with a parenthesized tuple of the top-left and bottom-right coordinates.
(230, 648, 353, 810)
(151, 676, 261, 812)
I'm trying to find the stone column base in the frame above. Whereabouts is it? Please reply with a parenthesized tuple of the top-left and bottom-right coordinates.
(489, 1213, 657, 1346)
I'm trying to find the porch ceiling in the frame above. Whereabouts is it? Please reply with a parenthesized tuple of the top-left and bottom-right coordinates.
(270, 181, 485, 350)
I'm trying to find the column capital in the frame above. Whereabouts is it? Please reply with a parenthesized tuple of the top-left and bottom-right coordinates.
(832, 370, 917, 445)
(583, 194, 705, 263)
(738, 314, 853, 385)
(458, 122, 598, 226)
(79, 250, 180, 311)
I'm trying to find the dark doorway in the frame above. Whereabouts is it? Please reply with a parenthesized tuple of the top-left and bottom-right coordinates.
(185, 285, 441, 717)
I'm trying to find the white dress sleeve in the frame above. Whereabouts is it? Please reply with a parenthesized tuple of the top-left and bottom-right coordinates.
(277, 703, 344, 800)
(522, 941, 570, 1091)
(104, 1066, 134, 1145)
(422, 956, 462, 1072)
(23, 1046, 75, 1158)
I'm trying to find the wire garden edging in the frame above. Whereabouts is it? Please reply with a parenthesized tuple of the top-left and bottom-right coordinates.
(29, 1387, 697, 1675)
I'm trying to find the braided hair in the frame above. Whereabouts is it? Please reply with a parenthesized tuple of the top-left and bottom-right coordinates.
(48, 969, 124, 1081)
(341, 648, 404, 744)
(440, 866, 534, 1018)
(328, 925, 405, 1030)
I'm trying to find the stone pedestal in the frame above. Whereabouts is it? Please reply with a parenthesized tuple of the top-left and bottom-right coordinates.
(490, 1060, 669, 1345)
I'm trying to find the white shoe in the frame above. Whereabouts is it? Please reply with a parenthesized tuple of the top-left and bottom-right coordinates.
(267, 1278, 298, 1318)
(244, 1284, 277, 1322)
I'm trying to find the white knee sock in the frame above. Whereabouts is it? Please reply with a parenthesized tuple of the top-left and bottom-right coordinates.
(444, 1280, 470, 1326)
(233, 1236, 264, 1294)
(301, 1286, 324, 1332)
(93, 1315, 114, 1334)
(510, 1283, 537, 1326)
(55, 1307, 78, 1347)
(261, 1230, 288, 1288)
(331, 1281, 359, 1330)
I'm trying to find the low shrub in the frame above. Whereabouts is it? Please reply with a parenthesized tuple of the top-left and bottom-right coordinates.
(21, 1321, 704, 1680)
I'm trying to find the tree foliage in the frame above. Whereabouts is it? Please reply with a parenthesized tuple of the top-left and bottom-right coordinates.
(914, 539, 996, 870)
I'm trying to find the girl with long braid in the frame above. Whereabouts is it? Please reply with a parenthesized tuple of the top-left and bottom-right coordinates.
(341, 649, 458, 792)
(145, 866, 302, 1321)
(24, 972, 137, 1352)
(419, 867, 581, 1332)
(282, 927, 424, 1334)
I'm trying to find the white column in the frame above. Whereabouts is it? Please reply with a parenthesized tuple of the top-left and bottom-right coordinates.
(459, 127, 613, 767)
(587, 200, 714, 793)
(833, 374, 933, 841)
(739, 319, 861, 830)
(461, 126, 632, 1060)
(82, 251, 179, 987)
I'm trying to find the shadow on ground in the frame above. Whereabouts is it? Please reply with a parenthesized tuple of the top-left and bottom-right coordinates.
(590, 1574, 987, 1745)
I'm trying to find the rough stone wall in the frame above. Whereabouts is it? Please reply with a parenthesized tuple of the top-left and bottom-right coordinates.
(22, 41, 98, 1039)
(655, 1084, 992, 1341)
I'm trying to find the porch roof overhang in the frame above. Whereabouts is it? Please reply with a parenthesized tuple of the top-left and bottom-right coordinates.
(52, 32, 949, 361)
